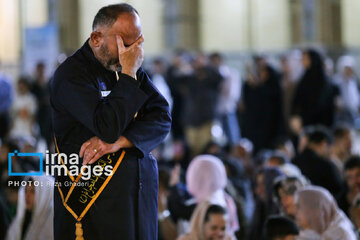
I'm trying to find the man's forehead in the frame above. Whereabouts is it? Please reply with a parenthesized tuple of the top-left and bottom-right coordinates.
(104, 29, 141, 43)
(346, 167, 360, 175)
(107, 13, 141, 44)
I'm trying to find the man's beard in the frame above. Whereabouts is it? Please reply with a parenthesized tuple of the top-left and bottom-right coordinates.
(98, 44, 121, 71)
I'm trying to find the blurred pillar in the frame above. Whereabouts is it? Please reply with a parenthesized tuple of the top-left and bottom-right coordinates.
(341, 0, 360, 49)
(48, 0, 58, 23)
(247, 0, 253, 51)
(199, 0, 290, 53)
(289, 0, 303, 45)
(164, 0, 200, 51)
(289, 0, 342, 50)
(21, 0, 48, 27)
(199, 0, 249, 52)
(0, 0, 21, 63)
(317, 0, 342, 49)
(57, 0, 80, 54)
(249, 0, 291, 51)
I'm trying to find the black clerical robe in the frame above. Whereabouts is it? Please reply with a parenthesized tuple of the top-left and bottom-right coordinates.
(50, 40, 171, 240)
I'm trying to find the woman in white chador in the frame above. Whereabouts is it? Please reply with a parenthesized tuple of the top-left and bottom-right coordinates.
(6, 175, 54, 240)
(9, 78, 37, 140)
(334, 55, 360, 126)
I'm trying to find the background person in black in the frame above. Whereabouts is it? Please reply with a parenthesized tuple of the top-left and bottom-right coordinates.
(241, 59, 286, 154)
(181, 54, 223, 157)
(291, 49, 339, 128)
(337, 156, 360, 222)
(292, 127, 342, 197)
(31, 62, 52, 147)
(50, 3, 171, 240)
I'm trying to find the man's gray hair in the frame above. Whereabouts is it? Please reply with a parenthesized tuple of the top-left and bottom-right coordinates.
(92, 3, 138, 30)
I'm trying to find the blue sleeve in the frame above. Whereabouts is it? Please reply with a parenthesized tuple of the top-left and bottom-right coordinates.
(0, 77, 13, 112)
(122, 71, 172, 157)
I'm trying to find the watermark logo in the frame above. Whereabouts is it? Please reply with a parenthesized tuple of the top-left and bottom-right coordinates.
(8, 150, 43, 176)
(7, 150, 114, 180)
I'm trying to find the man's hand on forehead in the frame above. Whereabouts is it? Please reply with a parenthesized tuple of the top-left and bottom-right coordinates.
(116, 34, 144, 79)
(116, 34, 144, 52)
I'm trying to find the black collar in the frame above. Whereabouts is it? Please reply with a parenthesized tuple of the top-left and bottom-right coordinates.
(81, 39, 114, 74)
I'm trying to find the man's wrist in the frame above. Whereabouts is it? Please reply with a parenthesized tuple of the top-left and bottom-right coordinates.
(116, 136, 134, 149)
(121, 69, 136, 79)
(114, 137, 124, 149)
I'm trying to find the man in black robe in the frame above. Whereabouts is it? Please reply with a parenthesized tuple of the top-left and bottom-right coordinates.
(50, 4, 171, 240)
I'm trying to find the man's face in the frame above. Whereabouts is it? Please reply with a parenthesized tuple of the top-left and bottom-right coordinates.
(209, 56, 221, 68)
(36, 64, 45, 77)
(193, 55, 207, 69)
(317, 141, 329, 158)
(17, 82, 28, 95)
(345, 167, 360, 193)
(204, 214, 227, 240)
(95, 12, 142, 71)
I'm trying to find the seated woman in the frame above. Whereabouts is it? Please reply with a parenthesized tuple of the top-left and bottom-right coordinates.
(273, 175, 309, 218)
(178, 203, 235, 240)
(186, 155, 239, 234)
(295, 186, 357, 240)
(249, 167, 284, 240)
(6, 175, 54, 240)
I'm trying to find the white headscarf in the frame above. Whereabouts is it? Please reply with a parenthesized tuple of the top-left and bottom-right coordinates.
(181, 202, 235, 240)
(334, 55, 360, 114)
(6, 175, 54, 240)
(186, 155, 227, 203)
(336, 55, 356, 76)
(186, 155, 239, 232)
(295, 186, 357, 240)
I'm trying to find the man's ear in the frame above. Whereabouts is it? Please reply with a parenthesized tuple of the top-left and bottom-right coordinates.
(90, 31, 102, 47)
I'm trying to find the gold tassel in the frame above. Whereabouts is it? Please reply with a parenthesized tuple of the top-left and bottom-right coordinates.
(75, 222, 84, 240)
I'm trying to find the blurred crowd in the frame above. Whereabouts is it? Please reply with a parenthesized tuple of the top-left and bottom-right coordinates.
(1, 47, 360, 239)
